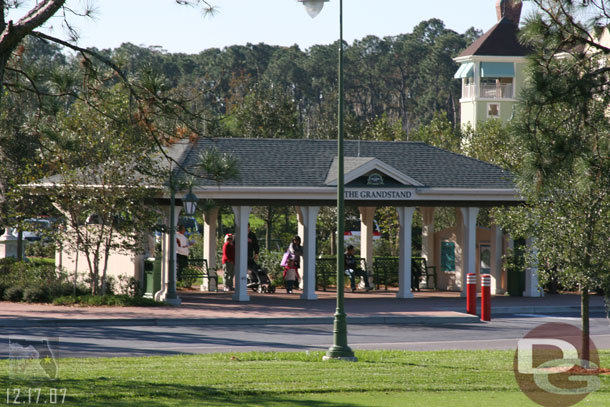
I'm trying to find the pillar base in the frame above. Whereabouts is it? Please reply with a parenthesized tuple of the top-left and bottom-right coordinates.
(164, 296, 182, 306)
(300, 292, 318, 300)
(396, 291, 414, 299)
(232, 292, 250, 302)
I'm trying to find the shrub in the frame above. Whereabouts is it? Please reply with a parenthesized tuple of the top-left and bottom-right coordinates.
(52, 294, 164, 307)
(23, 285, 50, 303)
(4, 286, 24, 302)
(25, 241, 56, 259)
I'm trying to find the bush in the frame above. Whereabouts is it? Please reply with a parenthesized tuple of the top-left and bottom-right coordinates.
(4, 285, 24, 302)
(257, 249, 284, 288)
(52, 294, 164, 307)
(25, 241, 56, 258)
(23, 285, 50, 303)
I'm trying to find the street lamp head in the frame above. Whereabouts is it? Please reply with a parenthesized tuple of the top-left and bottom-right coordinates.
(298, 0, 328, 18)
(182, 187, 199, 217)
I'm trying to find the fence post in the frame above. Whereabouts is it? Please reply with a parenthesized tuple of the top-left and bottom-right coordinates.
(466, 273, 477, 315)
(481, 274, 491, 322)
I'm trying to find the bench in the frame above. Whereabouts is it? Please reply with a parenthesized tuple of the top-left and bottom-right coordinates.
(372, 256, 437, 290)
(179, 258, 218, 291)
(315, 256, 368, 291)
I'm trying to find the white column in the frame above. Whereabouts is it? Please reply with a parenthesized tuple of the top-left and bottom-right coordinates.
(421, 207, 435, 287)
(358, 206, 375, 288)
(460, 207, 479, 297)
(397, 207, 416, 299)
(524, 237, 543, 297)
(296, 206, 320, 300)
(202, 206, 219, 291)
(297, 210, 305, 289)
(0, 228, 18, 259)
(490, 224, 503, 295)
(232, 205, 251, 302)
(155, 205, 182, 302)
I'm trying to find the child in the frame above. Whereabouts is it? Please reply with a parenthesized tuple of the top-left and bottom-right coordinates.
(283, 257, 300, 294)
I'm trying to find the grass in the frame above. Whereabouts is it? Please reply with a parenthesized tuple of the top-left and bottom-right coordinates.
(1, 350, 609, 406)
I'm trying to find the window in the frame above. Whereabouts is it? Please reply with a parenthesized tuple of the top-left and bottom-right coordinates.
(441, 242, 456, 272)
(487, 103, 500, 118)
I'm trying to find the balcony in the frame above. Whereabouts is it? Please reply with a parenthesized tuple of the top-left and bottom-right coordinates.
(462, 83, 475, 99)
(480, 83, 513, 99)
(461, 83, 514, 100)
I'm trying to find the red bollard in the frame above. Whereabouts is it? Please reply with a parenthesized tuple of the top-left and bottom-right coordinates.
(466, 273, 477, 315)
(481, 274, 492, 322)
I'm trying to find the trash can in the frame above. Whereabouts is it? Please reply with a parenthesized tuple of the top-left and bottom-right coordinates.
(143, 257, 162, 298)
(507, 266, 525, 296)
(143, 257, 155, 298)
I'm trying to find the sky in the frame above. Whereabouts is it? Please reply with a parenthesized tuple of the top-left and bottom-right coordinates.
(10, 0, 539, 54)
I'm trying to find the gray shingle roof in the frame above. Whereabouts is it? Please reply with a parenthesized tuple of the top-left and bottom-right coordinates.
(173, 138, 515, 190)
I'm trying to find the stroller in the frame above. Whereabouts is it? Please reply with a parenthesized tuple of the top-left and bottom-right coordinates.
(247, 260, 275, 293)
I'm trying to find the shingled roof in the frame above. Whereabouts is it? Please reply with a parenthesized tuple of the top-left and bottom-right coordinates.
(458, 18, 531, 58)
(173, 138, 515, 190)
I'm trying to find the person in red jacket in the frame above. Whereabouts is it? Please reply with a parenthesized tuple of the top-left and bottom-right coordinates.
(222, 234, 235, 291)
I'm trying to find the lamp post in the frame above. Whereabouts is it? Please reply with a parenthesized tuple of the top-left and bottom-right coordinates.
(298, 0, 355, 361)
(166, 174, 199, 306)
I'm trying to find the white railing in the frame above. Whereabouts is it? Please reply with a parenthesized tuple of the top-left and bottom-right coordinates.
(480, 83, 513, 99)
(462, 84, 475, 99)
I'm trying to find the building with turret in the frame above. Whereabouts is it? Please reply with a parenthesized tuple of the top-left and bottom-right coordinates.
(454, 0, 531, 129)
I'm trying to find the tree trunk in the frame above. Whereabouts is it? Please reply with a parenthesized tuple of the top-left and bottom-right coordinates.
(581, 288, 590, 368)
(16, 229, 23, 259)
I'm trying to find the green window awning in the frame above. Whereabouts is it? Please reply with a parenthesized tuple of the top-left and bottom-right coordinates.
(480, 62, 514, 78)
(454, 62, 474, 79)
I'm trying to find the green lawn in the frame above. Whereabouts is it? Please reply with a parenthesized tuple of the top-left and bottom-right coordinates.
(1, 350, 608, 406)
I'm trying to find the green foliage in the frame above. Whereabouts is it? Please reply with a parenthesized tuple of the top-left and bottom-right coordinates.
(496, 1, 610, 322)
(410, 112, 461, 151)
(25, 241, 56, 258)
(0, 258, 80, 303)
(461, 120, 523, 171)
(257, 249, 284, 288)
(52, 294, 164, 307)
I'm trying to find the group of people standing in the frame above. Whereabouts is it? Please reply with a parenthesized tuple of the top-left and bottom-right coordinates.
(220, 223, 260, 291)
(177, 223, 372, 293)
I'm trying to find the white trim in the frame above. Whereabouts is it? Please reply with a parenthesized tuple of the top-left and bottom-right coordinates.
(179, 186, 522, 202)
(325, 157, 424, 187)
(486, 102, 501, 118)
(454, 55, 528, 64)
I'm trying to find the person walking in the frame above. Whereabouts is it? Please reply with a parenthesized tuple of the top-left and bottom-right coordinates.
(288, 235, 303, 268)
(222, 234, 235, 291)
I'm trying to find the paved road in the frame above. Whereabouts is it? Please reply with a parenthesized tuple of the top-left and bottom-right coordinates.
(1, 313, 609, 358)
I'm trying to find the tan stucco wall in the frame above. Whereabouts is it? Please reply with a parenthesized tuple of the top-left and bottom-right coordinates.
(434, 226, 503, 292)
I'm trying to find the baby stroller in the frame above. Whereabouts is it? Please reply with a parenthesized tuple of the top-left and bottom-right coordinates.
(247, 260, 276, 293)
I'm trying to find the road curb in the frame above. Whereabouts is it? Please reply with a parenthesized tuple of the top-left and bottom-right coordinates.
(0, 313, 482, 328)
(1, 306, 604, 329)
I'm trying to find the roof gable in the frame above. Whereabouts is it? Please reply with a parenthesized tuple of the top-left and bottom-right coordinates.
(324, 157, 423, 187)
(459, 18, 531, 58)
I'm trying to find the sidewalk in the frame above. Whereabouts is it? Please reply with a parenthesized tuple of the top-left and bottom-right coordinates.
(0, 289, 605, 328)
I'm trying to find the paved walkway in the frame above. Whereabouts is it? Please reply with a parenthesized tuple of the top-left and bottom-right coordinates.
(0, 289, 605, 328)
